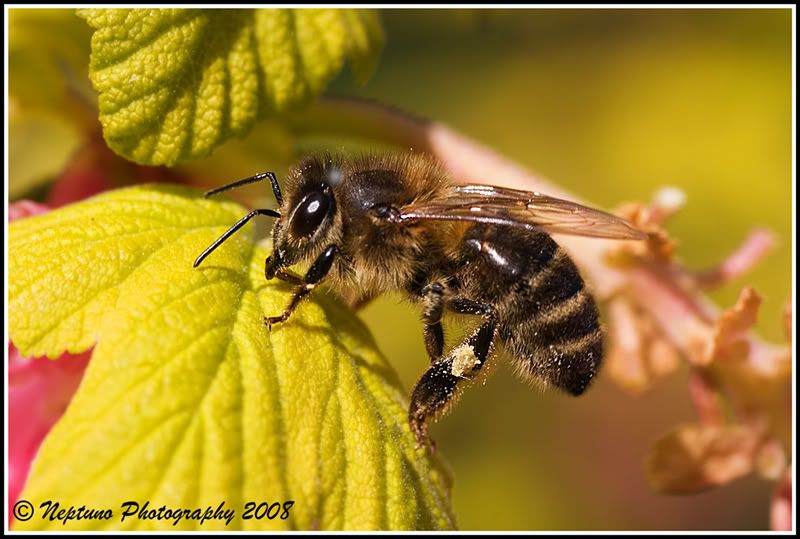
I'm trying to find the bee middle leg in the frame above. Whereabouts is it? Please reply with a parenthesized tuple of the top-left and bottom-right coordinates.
(409, 301, 496, 451)
(421, 281, 449, 361)
(265, 244, 338, 329)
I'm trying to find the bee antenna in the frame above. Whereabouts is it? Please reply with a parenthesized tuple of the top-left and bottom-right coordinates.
(204, 171, 284, 206)
(193, 208, 280, 268)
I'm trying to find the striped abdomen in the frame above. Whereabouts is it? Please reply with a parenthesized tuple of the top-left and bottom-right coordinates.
(458, 225, 603, 395)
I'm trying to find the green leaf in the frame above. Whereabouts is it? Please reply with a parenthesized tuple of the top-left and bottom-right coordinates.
(9, 185, 454, 531)
(77, 8, 384, 166)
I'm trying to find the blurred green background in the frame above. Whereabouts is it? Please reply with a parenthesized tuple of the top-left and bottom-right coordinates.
(332, 9, 792, 531)
(8, 8, 792, 531)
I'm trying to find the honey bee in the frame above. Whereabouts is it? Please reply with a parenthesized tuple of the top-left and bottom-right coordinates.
(194, 153, 646, 450)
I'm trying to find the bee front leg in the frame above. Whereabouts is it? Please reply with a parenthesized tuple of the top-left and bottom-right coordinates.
(264, 256, 304, 285)
(265, 244, 338, 330)
(409, 311, 496, 452)
(421, 281, 449, 361)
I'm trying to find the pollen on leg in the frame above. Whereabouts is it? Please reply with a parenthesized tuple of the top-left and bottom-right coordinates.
(451, 344, 479, 377)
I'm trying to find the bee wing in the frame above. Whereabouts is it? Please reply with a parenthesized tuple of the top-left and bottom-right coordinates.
(398, 184, 647, 240)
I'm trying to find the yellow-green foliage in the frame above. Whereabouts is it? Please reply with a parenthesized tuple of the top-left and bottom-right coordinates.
(9, 186, 454, 530)
(77, 9, 383, 166)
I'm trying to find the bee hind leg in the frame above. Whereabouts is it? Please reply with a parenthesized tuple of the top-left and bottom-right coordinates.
(409, 313, 496, 451)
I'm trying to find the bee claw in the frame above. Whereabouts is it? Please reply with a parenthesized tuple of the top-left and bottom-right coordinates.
(417, 438, 436, 455)
(264, 314, 287, 331)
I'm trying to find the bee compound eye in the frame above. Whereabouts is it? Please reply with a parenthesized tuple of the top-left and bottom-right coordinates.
(290, 191, 332, 237)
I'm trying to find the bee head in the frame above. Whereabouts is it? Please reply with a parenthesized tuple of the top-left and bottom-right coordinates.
(267, 157, 342, 277)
